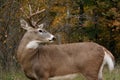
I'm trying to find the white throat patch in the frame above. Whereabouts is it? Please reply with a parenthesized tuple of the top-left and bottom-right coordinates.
(26, 40, 41, 49)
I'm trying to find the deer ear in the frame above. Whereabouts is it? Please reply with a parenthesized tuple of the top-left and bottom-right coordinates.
(20, 19, 33, 30)
(38, 23, 44, 29)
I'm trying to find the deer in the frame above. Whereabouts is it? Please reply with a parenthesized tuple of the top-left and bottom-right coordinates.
(17, 5, 115, 80)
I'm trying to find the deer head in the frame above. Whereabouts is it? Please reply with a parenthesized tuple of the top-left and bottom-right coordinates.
(19, 4, 55, 49)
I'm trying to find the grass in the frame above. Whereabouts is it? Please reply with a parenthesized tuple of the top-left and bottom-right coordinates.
(74, 65, 120, 80)
(103, 66, 120, 80)
(0, 71, 28, 80)
(0, 66, 120, 80)
(73, 66, 120, 80)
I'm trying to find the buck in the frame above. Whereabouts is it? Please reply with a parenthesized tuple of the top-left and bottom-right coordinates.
(17, 5, 115, 80)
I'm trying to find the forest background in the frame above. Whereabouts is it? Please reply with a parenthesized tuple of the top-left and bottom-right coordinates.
(0, 0, 120, 80)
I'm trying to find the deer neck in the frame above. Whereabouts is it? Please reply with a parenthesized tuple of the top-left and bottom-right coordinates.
(18, 35, 32, 50)
(18, 32, 42, 50)
(17, 33, 40, 61)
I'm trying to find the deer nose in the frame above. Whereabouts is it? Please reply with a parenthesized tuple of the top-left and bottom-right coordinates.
(52, 37, 56, 41)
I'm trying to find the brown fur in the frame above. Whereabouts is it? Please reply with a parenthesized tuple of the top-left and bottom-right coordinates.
(17, 41, 106, 80)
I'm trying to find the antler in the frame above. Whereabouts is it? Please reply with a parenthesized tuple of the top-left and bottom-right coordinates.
(20, 4, 45, 28)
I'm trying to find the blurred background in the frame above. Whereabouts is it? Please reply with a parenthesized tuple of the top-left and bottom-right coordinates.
(0, 0, 120, 80)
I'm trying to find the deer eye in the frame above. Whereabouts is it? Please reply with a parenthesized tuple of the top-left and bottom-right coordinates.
(39, 30, 43, 32)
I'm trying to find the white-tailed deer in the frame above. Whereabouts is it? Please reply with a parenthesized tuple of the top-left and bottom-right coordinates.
(17, 5, 115, 80)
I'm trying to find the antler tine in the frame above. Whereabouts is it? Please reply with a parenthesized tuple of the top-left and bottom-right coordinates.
(29, 8, 46, 27)
(35, 15, 46, 26)
(20, 7, 35, 28)
(29, 9, 45, 19)
(20, 7, 29, 19)
(28, 4, 45, 26)
(20, 4, 46, 28)
(28, 4, 37, 27)
(29, 4, 32, 16)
